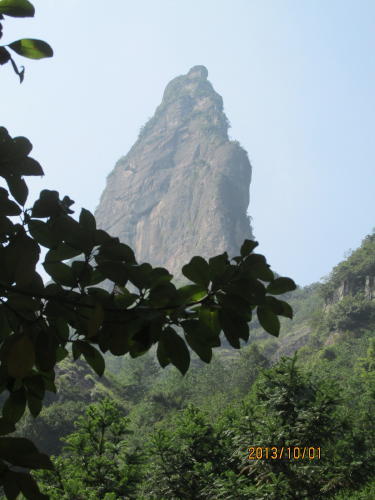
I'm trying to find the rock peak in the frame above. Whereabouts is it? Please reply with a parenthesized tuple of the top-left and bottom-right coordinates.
(95, 68, 253, 277)
(187, 65, 208, 80)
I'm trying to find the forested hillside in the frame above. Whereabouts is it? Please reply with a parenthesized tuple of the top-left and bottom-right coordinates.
(14, 232, 374, 499)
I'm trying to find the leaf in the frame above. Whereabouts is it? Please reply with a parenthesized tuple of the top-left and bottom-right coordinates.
(0, 215, 13, 238)
(0, 187, 21, 216)
(199, 307, 221, 337)
(97, 239, 136, 263)
(267, 277, 297, 295)
(257, 305, 280, 337)
(71, 260, 92, 287)
(185, 334, 212, 363)
(0, 46, 11, 65)
(277, 299, 293, 319)
(87, 303, 104, 338)
(217, 293, 252, 320)
(126, 263, 152, 289)
(26, 393, 42, 417)
(247, 261, 274, 282)
(31, 190, 60, 218)
(208, 252, 229, 282)
(240, 239, 259, 257)
(175, 284, 207, 305)
(2, 472, 21, 500)
(6, 175, 27, 205)
(35, 329, 58, 372)
(28, 219, 58, 248)
(2, 389, 26, 423)
(149, 283, 177, 307)
(182, 320, 213, 363)
(45, 242, 82, 262)
(182, 256, 210, 287)
(156, 340, 170, 368)
(97, 261, 128, 286)
(10, 136, 32, 157)
(5, 157, 43, 176)
(79, 208, 96, 231)
(73, 340, 105, 376)
(7, 335, 34, 378)
(161, 327, 190, 375)
(0, 0, 35, 17)
(43, 261, 76, 287)
(24, 375, 45, 399)
(8, 38, 53, 59)
(53, 214, 94, 253)
(12, 232, 40, 287)
(0, 418, 15, 436)
(218, 309, 249, 347)
(94, 229, 112, 245)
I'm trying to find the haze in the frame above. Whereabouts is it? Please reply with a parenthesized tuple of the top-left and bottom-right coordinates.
(2, 0, 374, 286)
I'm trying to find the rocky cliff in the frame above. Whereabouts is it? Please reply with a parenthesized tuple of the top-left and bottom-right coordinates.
(95, 65, 253, 278)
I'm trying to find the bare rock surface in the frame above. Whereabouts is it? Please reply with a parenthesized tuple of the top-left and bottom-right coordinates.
(95, 66, 253, 277)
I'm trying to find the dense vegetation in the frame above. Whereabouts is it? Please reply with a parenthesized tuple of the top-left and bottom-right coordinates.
(17, 232, 374, 499)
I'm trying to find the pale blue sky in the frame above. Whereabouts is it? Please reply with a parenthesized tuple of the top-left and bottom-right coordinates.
(2, 0, 374, 286)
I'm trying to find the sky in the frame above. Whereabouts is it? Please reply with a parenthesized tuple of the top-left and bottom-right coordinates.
(1, 0, 374, 286)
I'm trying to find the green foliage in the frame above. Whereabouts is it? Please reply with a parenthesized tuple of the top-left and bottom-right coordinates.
(325, 292, 375, 331)
(0, 0, 52, 82)
(34, 399, 142, 499)
(143, 404, 234, 499)
(321, 231, 375, 302)
(138, 355, 375, 499)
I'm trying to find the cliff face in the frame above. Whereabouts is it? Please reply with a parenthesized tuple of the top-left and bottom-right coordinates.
(95, 65, 253, 277)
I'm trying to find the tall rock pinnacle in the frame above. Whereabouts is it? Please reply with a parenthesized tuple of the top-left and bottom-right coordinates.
(95, 66, 254, 277)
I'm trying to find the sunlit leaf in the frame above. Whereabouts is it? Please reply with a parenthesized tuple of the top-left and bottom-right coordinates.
(8, 38, 53, 59)
(0, 0, 35, 17)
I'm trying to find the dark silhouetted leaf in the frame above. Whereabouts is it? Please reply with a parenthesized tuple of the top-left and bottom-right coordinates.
(73, 340, 105, 376)
(257, 305, 280, 336)
(45, 242, 82, 262)
(161, 327, 190, 375)
(182, 256, 210, 287)
(32, 190, 60, 218)
(218, 309, 249, 347)
(26, 393, 42, 417)
(0, 46, 11, 64)
(28, 219, 58, 248)
(267, 277, 297, 295)
(98, 239, 136, 263)
(149, 282, 177, 307)
(6, 175, 27, 205)
(0, 187, 20, 216)
(2, 388, 26, 423)
(97, 261, 128, 286)
(240, 239, 258, 257)
(43, 261, 76, 287)
(87, 303, 104, 338)
(4, 470, 49, 500)
(7, 334, 34, 378)
(79, 208, 96, 231)
(156, 340, 170, 368)
(0, 418, 15, 436)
